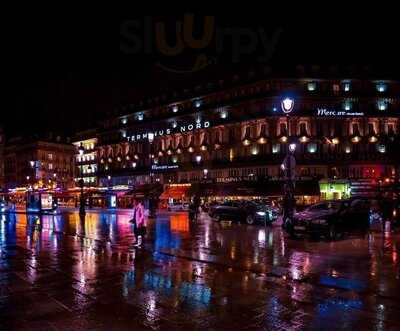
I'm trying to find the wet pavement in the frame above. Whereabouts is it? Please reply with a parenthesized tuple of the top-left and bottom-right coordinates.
(0, 210, 399, 330)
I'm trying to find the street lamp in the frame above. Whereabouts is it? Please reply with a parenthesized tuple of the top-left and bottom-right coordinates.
(78, 143, 86, 216)
(281, 97, 296, 232)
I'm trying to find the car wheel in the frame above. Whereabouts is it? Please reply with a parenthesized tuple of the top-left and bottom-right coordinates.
(246, 215, 255, 225)
(327, 224, 337, 241)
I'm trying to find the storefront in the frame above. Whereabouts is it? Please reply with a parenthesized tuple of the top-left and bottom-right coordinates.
(319, 180, 351, 200)
(159, 184, 191, 209)
(192, 179, 320, 205)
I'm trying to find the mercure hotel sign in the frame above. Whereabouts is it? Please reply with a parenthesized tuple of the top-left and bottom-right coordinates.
(316, 108, 364, 117)
(126, 120, 211, 142)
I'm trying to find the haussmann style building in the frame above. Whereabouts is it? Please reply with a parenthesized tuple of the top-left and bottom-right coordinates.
(91, 75, 400, 204)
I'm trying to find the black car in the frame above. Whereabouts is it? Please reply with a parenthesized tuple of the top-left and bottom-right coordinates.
(209, 201, 274, 225)
(288, 199, 371, 239)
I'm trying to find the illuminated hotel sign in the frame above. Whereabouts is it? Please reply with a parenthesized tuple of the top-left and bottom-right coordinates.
(316, 108, 364, 117)
(151, 164, 179, 171)
(127, 121, 211, 142)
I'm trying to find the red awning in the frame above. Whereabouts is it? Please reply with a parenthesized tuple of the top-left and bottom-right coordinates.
(160, 185, 190, 200)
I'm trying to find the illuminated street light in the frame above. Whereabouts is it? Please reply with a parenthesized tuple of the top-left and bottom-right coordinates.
(289, 143, 296, 153)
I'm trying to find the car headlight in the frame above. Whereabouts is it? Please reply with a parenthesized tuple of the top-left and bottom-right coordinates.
(256, 211, 266, 216)
(311, 219, 327, 225)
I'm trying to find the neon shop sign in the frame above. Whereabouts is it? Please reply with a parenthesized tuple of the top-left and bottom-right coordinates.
(127, 121, 211, 142)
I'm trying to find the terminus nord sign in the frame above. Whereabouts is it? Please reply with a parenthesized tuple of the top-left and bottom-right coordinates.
(126, 121, 211, 142)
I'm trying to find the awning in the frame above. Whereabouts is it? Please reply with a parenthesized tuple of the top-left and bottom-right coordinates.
(193, 180, 319, 197)
(160, 185, 191, 200)
(126, 184, 163, 199)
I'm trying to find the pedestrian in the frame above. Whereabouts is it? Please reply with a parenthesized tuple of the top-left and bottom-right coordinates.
(193, 195, 201, 220)
(188, 200, 196, 222)
(134, 199, 146, 247)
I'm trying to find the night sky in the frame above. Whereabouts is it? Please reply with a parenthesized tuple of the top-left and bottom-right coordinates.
(5, 9, 399, 138)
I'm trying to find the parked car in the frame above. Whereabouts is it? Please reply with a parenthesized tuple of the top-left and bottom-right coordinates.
(209, 201, 274, 225)
(288, 199, 371, 240)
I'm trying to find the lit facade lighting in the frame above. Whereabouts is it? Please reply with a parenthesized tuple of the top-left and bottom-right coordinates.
(257, 137, 267, 144)
(242, 139, 251, 146)
(332, 138, 340, 145)
(299, 135, 309, 143)
(280, 136, 288, 143)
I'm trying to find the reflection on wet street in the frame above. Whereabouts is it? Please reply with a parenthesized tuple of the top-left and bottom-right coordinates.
(0, 211, 399, 330)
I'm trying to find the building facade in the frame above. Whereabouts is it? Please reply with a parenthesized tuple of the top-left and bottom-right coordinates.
(95, 78, 399, 194)
(4, 138, 75, 190)
(72, 130, 98, 187)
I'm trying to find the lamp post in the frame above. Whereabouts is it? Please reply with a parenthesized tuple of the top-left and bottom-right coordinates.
(281, 97, 296, 232)
(147, 133, 157, 218)
(78, 143, 86, 216)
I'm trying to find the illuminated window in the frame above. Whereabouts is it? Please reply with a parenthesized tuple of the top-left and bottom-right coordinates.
(342, 82, 351, 92)
(307, 143, 317, 153)
(48, 163, 53, 170)
(307, 82, 316, 91)
(376, 82, 387, 93)
(272, 144, 280, 154)
(343, 100, 352, 111)
(377, 99, 387, 110)
(48, 153, 53, 160)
